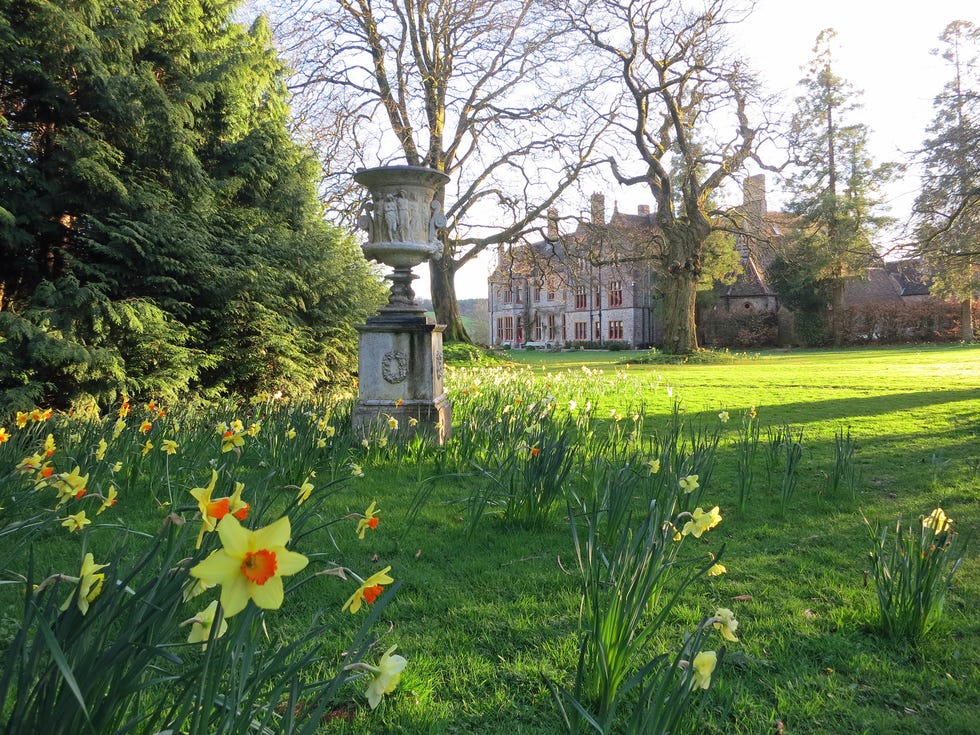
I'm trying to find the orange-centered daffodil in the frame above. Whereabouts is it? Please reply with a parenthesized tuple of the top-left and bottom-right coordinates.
(189, 515, 308, 617)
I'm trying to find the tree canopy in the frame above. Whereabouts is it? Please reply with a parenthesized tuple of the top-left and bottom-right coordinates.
(0, 0, 385, 411)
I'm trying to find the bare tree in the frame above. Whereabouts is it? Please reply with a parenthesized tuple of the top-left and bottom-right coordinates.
(554, 0, 771, 353)
(263, 0, 608, 341)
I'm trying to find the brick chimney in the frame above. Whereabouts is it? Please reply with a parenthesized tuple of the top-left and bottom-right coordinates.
(590, 193, 605, 225)
(547, 207, 559, 239)
(742, 174, 766, 230)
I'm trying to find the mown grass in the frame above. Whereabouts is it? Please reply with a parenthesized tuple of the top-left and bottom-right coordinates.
(1, 343, 977, 734)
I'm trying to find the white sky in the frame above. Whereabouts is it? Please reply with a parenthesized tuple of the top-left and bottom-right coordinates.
(414, 0, 978, 301)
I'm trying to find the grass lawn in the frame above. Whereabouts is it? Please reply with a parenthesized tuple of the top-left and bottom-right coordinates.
(1, 343, 977, 734)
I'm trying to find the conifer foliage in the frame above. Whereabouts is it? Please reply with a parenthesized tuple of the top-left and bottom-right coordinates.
(0, 0, 384, 410)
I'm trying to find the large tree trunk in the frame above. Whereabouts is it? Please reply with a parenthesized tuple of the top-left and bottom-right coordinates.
(831, 278, 846, 346)
(961, 296, 975, 342)
(429, 256, 471, 342)
(661, 269, 699, 354)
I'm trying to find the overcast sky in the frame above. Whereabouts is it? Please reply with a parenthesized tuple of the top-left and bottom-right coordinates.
(421, 0, 978, 301)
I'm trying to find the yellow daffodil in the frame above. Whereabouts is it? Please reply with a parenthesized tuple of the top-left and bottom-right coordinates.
(285, 427, 296, 440)
(691, 650, 717, 690)
(316, 438, 327, 448)
(16, 411, 29, 429)
(0, 427, 9, 444)
(112, 418, 126, 439)
(325, 424, 336, 437)
(190, 470, 228, 548)
(357, 501, 380, 539)
(361, 439, 370, 449)
(247, 422, 261, 436)
(111, 461, 123, 472)
(141, 440, 153, 456)
(189, 515, 308, 617)
(713, 607, 739, 642)
(94, 438, 108, 461)
(161, 439, 178, 455)
(342, 567, 394, 614)
(707, 563, 727, 577)
(682, 506, 722, 539)
(350, 463, 364, 478)
(220, 429, 244, 453)
(16, 453, 43, 474)
(185, 600, 228, 650)
(52, 466, 89, 505)
(139, 420, 152, 434)
(679, 474, 700, 493)
(43, 433, 56, 457)
(749, 406, 757, 419)
(647, 458, 661, 475)
(365, 645, 408, 709)
(228, 482, 250, 520)
(230, 419, 245, 434)
(97, 486, 118, 514)
(387, 415, 398, 430)
(62, 511, 91, 533)
(118, 399, 131, 418)
(297, 478, 314, 505)
(923, 508, 950, 533)
(408, 417, 418, 427)
(718, 410, 730, 423)
(60, 553, 108, 615)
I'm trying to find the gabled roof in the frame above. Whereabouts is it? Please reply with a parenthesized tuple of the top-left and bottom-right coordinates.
(842, 268, 904, 306)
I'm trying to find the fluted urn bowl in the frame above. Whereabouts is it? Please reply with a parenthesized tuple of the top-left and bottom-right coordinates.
(354, 165, 450, 268)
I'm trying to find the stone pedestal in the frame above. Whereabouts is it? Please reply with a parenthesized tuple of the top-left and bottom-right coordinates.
(353, 313, 451, 443)
(351, 165, 454, 444)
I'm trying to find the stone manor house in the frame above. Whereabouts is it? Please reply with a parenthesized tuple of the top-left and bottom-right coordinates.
(487, 175, 943, 349)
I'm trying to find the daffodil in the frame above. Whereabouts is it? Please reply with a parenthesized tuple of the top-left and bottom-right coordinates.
(749, 406, 757, 419)
(647, 458, 661, 475)
(350, 463, 364, 478)
(139, 420, 153, 434)
(325, 424, 336, 437)
(230, 419, 245, 434)
(365, 645, 408, 709)
(357, 501, 380, 539)
(118, 400, 131, 418)
(0, 427, 9, 444)
(161, 439, 179, 455)
(43, 433, 56, 457)
(221, 429, 244, 453)
(94, 438, 108, 461)
(297, 478, 314, 505)
(15, 411, 29, 429)
(62, 511, 91, 532)
(247, 422, 261, 436)
(713, 607, 739, 642)
(682, 506, 722, 539)
(141, 440, 153, 456)
(112, 418, 126, 439)
(285, 427, 296, 440)
(228, 482, 250, 521)
(679, 474, 700, 493)
(387, 415, 398, 430)
(60, 553, 108, 615)
(190, 470, 229, 548)
(97, 486, 118, 514)
(185, 600, 228, 650)
(691, 650, 717, 690)
(111, 461, 123, 473)
(16, 453, 44, 474)
(189, 515, 309, 617)
(718, 410, 730, 423)
(52, 466, 89, 505)
(342, 566, 394, 614)
(408, 417, 418, 427)
(923, 508, 950, 533)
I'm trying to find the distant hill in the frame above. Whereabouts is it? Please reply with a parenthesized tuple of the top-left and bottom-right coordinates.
(419, 298, 489, 344)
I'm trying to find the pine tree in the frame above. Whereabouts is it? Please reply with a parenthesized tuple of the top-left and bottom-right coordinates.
(913, 20, 980, 342)
(783, 29, 897, 346)
(0, 1, 384, 410)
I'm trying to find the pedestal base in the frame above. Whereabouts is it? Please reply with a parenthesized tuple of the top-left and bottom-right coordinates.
(353, 313, 452, 444)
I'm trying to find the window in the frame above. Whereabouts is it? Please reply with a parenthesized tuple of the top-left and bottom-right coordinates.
(504, 289, 513, 304)
(594, 321, 601, 341)
(533, 285, 542, 302)
(575, 285, 587, 309)
(574, 321, 588, 340)
(533, 315, 543, 341)
(548, 314, 558, 341)
(515, 285, 524, 304)
(497, 316, 514, 342)
(608, 320, 624, 340)
(595, 286, 602, 308)
(547, 279, 557, 301)
(516, 316, 524, 343)
(609, 280, 623, 307)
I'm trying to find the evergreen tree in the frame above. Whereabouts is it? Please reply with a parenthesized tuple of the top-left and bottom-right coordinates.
(0, 1, 384, 410)
(913, 20, 980, 342)
(783, 29, 897, 346)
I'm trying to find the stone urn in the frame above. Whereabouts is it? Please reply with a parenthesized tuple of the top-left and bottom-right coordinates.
(354, 165, 450, 315)
(352, 165, 452, 442)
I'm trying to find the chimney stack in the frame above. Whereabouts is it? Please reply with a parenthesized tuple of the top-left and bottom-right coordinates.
(590, 193, 605, 225)
(547, 207, 559, 239)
